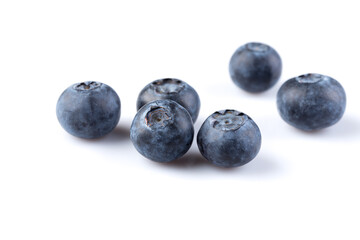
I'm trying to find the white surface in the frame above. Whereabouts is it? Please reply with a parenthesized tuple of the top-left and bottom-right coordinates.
(1, 0, 360, 239)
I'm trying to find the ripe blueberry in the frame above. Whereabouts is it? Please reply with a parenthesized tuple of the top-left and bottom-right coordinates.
(197, 110, 261, 168)
(277, 73, 346, 131)
(136, 78, 200, 122)
(56, 81, 121, 139)
(229, 42, 282, 92)
(130, 99, 194, 163)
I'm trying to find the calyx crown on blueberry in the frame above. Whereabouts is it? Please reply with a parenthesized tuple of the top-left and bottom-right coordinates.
(145, 106, 173, 127)
(277, 73, 346, 131)
(74, 81, 101, 90)
(229, 42, 282, 93)
(56, 81, 121, 139)
(210, 110, 247, 131)
(136, 78, 200, 123)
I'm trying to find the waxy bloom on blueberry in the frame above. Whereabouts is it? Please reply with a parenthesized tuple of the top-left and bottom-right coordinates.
(197, 110, 261, 168)
(229, 42, 282, 92)
(130, 99, 194, 163)
(56, 81, 121, 139)
(137, 78, 200, 122)
(277, 73, 346, 131)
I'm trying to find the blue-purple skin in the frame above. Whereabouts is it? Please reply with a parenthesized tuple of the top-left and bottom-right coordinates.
(197, 110, 261, 168)
(277, 73, 346, 131)
(229, 42, 282, 92)
(56, 81, 121, 139)
(136, 78, 200, 122)
(130, 100, 194, 163)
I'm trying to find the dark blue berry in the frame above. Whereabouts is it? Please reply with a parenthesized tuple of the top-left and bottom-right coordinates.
(136, 78, 200, 122)
(277, 73, 346, 131)
(197, 110, 261, 168)
(229, 42, 282, 92)
(130, 100, 194, 163)
(56, 81, 121, 139)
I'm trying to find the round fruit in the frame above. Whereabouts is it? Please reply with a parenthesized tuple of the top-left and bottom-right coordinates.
(197, 110, 261, 168)
(56, 81, 121, 138)
(131, 99, 194, 163)
(277, 73, 346, 131)
(229, 42, 282, 92)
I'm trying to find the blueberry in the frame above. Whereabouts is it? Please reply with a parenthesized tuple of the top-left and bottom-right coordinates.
(277, 73, 346, 131)
(56, 81, 121, 139)
(229, 42, 282, 92)
(197, 110, 261, 168)
(136, 78, 200, 122)
(130, 99, 194, 163)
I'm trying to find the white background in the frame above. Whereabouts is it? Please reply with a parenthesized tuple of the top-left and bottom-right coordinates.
(1, 0, 359, 239)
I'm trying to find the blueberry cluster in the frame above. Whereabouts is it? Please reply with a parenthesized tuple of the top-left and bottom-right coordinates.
(56, 42, 346, 168)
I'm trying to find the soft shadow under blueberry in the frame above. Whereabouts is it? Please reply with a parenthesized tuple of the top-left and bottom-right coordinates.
(290, 116, 360, 140)
(236, 155, 283, 176)
(238, 82, 281, 99)
(159, 150, 283, 176)
(78, 124, 131, 144)
(162, 151, 209, 169)
(109, 125, 131, 140)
